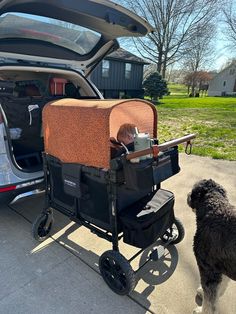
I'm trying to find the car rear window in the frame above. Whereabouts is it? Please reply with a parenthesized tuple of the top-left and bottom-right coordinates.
(0, 13, 101, 55)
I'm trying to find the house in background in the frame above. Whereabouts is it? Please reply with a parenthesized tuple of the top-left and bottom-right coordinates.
(90, 48, 148, 98)
(208, 61, 236, 96)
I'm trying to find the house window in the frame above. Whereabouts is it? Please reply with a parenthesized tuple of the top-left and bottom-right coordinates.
(229, 68, 235, 75)
(125, 63, 132, 79)
(119, 91, 125, 99)
(223, 81, 226, 87)
(102, 60, 110, 78)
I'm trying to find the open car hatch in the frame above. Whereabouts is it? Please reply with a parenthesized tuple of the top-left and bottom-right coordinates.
(0, 0, 153, 75)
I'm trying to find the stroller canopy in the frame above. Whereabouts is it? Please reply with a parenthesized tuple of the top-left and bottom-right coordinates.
(43, 98, 157, 168)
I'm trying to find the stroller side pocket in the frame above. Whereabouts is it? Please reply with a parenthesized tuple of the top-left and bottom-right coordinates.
(153, 146, 180, 185)
(122, 158, 154, 191)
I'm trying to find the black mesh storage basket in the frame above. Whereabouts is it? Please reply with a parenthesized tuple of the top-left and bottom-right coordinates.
(119, 189, 175, 248)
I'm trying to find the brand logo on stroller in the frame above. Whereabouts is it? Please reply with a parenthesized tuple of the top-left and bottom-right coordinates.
(64, 179, 77, 188)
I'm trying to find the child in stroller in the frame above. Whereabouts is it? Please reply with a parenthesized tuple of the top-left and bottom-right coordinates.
(110, 123, 136, 158)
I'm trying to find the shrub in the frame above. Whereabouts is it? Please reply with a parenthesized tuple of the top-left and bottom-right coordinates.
(143, 72, 168, 100)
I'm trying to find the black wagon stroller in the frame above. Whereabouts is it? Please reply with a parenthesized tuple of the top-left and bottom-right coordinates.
(32, 98, 195, 295)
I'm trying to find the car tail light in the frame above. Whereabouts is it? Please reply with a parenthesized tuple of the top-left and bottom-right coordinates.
(0, 111, 3, 124)
(0, 185, 16, 193)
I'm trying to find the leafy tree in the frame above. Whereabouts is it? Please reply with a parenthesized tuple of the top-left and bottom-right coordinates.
(143, 72, 168, 100)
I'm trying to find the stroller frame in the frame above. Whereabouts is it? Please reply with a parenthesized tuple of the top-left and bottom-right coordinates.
(33, 148, 186, 295)
(32, 98, 195, 295)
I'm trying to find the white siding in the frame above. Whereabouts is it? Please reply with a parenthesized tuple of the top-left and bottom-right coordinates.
(208, 64, 236, 96)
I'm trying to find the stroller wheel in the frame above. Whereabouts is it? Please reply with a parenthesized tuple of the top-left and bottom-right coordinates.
(32, 213, 53, 242)
(99, 250, 136, 295)
(161, 218, 185, 244)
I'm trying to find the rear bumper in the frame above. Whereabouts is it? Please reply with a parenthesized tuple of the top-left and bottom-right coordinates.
(0, 178, 44, 204)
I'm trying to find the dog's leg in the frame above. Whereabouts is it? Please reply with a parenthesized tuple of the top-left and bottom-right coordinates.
(217, 275, 229, 298)
(193, 268, 222, 314)
(212, 275, 230, 312)
(193, 277, 228, 308)
(199, 275, 229, 313)
(193, 284, 218, 314)
(202, 272, 223, 314)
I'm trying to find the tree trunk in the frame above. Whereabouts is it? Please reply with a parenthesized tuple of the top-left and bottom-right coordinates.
(157, 49, 163, 75)
(191, 84, 195, 96)
(162, 66, 166, 79)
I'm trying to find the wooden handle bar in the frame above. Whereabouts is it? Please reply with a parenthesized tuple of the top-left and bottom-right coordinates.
(126, 133, 196, 160)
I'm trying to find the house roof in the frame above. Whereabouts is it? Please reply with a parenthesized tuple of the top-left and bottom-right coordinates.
(215, 60, 236, 77)
(106, 47, 149, 64)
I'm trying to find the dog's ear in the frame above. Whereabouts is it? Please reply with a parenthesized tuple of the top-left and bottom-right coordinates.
(207, 179, 227, 198)
(187, 180, 210, 218)
(187, 185, 204, 210)
(191, 179, 209, 200)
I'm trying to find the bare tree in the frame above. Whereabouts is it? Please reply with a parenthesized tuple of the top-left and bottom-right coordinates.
(222, 0, 236, 48)
(117, 0, 220, 79)
(181, 22, 216, 95)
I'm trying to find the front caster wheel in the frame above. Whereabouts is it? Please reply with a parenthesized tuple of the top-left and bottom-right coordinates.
(32, 213, 53, 242)
(161, 217, 185, 244)
(99, 250, 136, 295)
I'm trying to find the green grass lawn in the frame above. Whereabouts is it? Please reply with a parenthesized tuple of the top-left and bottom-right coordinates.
(167, 83, 188, 96)
(156, 96, 236, 161)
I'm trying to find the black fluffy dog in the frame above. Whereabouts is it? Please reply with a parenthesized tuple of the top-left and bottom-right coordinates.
(187, 179, 236, 314)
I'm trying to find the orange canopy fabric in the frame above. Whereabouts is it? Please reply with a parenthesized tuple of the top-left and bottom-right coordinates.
(43, 98, 157, 168)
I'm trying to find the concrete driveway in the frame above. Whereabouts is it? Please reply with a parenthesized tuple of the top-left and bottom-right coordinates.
(0, 154, 236, 314)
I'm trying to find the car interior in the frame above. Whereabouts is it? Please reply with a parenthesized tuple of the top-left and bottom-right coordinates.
(0, 66, 100, 172)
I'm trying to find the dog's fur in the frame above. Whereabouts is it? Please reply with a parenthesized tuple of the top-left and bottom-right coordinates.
(187, 179, 236, 314)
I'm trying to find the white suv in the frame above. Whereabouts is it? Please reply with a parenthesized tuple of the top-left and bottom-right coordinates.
(0, 0, 152, 203)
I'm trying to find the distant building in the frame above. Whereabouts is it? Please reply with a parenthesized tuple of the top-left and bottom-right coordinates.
(90, 48, 148, 98)
(208, 61, 236, 96)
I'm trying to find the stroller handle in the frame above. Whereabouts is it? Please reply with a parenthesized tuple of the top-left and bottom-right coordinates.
(126, 133, 196, 160)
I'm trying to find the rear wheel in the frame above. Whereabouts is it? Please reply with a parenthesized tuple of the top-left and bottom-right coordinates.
(99, 250, 136, 295)
(161, 218, 185, 244)
(32, 213, 53, 242)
